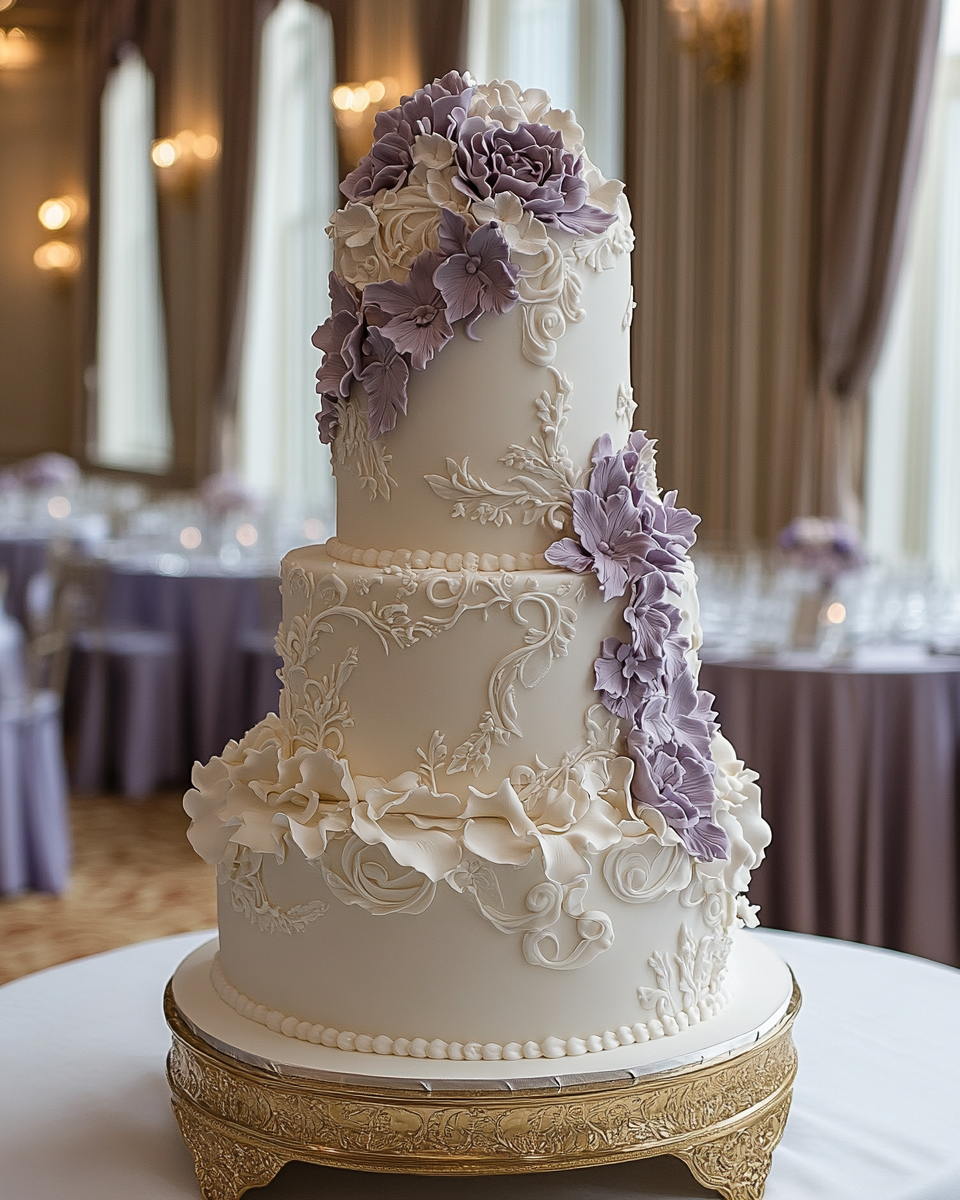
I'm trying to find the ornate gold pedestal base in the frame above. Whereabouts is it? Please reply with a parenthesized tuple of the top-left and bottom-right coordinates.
(165, 978, 799, 1200)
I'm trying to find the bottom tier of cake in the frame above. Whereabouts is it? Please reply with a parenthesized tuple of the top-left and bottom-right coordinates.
(213, 844, 753, 1064)
(171, 929, 794, 1084)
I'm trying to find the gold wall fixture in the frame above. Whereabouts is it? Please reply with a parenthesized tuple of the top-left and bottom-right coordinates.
(0, 25, 36, 68)
(33, 240, 80, 274)
(332, 77, 402, 168)
(666, 0, 752, 84)
(38, 195, 87, 232)
(151, 129, 220, 193)
(34, 195, 85, 274)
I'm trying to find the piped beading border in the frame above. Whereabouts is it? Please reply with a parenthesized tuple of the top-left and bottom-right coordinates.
(211, 953, 728, 1062)
(325, 537, 551, 573)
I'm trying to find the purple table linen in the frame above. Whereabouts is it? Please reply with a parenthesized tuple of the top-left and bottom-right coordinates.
(700, 659, 960, 967)
(0, 691, 71, 895)
(102, 569, 282, 776)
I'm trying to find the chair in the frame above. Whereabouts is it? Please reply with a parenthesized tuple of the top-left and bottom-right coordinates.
(27, 545, 180, 799)
(0, 570, 70, 896)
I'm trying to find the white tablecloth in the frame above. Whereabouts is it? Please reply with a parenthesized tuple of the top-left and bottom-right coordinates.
(0, 929, 958, 1199)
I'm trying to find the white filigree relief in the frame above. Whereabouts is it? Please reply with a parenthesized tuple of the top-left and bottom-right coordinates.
(522, 877, 615, 970)
(603, 837, 692, 904)
(517, 245, 585, 366)
(331, 394, 397, 501)
(276, 624, 358, 756)
(447, 589, 577, 775)
(637, 923, 733, 1036)
(616, 383, 636, 425)
(219, 849, 328, 935)
(425, 369, 584, 532)
(319, 836, 436, 916)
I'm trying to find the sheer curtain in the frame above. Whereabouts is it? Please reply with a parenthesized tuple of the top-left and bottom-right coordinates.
(236, 0, 338, 529)
(465, 0, 623, 181)
(95, 47, 172, 473)
(866, 0, 960, 570)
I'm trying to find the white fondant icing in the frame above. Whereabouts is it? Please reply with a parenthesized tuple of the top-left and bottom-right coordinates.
(210, 912, 728, 1062)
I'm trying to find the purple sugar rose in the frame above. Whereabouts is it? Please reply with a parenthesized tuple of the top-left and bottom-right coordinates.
(545, 486, 655, 600)
(359, 327, 410, 440)
(341, 72, 472, 202)
(594, 637, 659, 721)
(363, 250, 453, 370)
(452, 116, 615, 236)
(432, 210, 519, 338)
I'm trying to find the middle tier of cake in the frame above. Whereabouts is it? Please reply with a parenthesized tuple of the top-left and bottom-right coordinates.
(279, 542, 655, 791)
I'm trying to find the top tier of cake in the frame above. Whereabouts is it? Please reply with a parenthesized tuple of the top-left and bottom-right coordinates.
(315, 72, 635, 560)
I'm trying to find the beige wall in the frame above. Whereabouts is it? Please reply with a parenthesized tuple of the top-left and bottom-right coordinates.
(0, 10, 83, 465)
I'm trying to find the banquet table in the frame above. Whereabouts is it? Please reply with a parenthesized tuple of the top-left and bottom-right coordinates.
(65, 562, 283, 791)
(700, 651, 960, 968)
(1, 928, 958, 1200)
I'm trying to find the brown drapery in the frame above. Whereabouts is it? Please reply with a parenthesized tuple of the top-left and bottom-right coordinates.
(805, 0, 941, 522)
(418, 0, 468, 82)
(811, 0, 942, 400)
(76, 0, 174, 461)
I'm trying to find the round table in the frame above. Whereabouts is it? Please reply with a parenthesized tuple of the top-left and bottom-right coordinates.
(700, 652, 960, 968)
(0, 928, 957, 1199)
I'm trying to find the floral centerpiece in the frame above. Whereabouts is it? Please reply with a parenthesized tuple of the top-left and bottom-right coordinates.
(777, 517, 865, 580)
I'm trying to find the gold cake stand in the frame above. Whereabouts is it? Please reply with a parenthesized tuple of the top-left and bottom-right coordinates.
(165, 976, 800, 1200)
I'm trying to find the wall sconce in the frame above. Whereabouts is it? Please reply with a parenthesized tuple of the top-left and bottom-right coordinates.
(33, 240, 81, 274)
(151, 129, 220, 192)
(0, 26, 36, 68)
(666, 0, 752, 85)
(38, 195, 87, 232)
(332, 77, 401, 167)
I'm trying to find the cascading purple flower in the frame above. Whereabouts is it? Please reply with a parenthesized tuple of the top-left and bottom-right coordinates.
(358, 327, 410, 440)
(545, 486, 655, 599)
(363, 250, 453, 370)
(594, 637, 660, 721)
(312, 274, 365, 401)
(452, 116, 615, 236)
(625, 573, 681, 661)
(432, 210, 520, 337)
(546, 428, 728, 864)
(341, 72, 472, 202)
(628, 735, 728, 861)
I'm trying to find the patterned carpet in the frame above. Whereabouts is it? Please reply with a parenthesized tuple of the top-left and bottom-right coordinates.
(0, 793, 217, 985)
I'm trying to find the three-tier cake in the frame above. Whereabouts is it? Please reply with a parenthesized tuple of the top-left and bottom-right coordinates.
(182, 72, 776, 1066)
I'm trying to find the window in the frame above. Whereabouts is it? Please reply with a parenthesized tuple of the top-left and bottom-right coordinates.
(237, 0, 339, 529)
(865, 0, 960, 571)
(95, 47, 173, 472)
(465, 0, 624, 181)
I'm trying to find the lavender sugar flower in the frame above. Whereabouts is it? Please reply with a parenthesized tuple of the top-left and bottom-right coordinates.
(340, 72, 472, 202)
(432, 210, 519, 337)
(364, 250, 453, 370)
(548, 429, 728, 864)
(452, 116, 616, 236)
(358, 327, 410, 440)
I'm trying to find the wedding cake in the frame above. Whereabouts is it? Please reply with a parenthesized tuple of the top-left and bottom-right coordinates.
(183, 73, 772, 1064)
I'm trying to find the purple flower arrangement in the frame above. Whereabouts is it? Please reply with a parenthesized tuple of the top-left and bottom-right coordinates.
(314, 73, 618, 444)
(777, 517, 865, 578)
(546, 432, 729, 862)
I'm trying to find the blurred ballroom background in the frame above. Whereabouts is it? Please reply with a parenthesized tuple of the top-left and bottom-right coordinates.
(1, 0, 959, 981)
